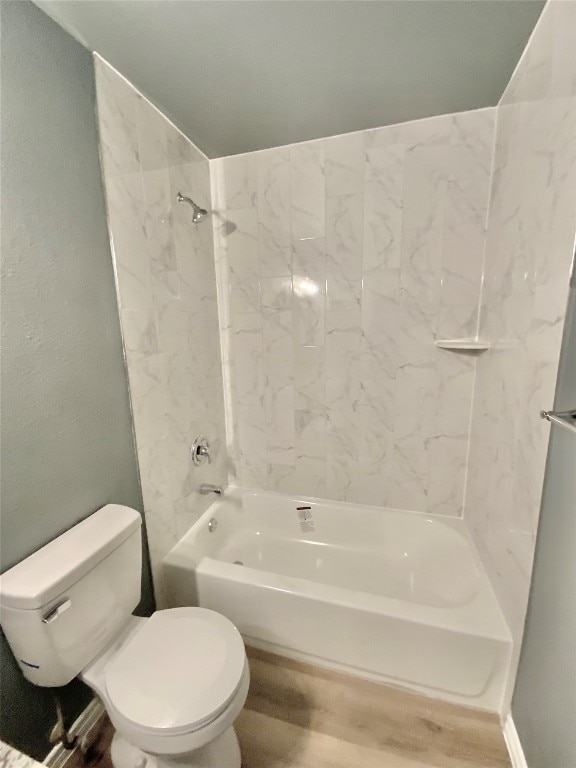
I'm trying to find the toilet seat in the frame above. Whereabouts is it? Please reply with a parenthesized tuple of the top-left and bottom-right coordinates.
(104, 607, 246, 737)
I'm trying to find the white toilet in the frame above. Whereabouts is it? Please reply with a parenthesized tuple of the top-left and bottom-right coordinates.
(0, 505, 249, 768)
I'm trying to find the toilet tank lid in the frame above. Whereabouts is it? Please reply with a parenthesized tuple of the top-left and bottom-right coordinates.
(0, 505, 141, 610)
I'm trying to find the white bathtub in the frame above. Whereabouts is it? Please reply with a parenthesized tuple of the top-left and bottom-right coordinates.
(163, 488, 512, 712)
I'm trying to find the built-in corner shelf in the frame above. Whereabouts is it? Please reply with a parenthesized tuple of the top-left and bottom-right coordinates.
(434, 339, 490, 352)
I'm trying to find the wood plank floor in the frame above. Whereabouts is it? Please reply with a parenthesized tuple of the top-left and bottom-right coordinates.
(237, 647, 511, 768)
(64, 647, 511, 768)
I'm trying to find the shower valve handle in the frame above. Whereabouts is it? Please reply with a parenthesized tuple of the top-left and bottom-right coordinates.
(191, 435, 212, 465)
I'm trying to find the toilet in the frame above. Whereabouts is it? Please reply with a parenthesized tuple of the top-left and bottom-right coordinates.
(0, 505, 249, 768)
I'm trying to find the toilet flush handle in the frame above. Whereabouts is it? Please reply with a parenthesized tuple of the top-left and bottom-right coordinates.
(42, 598, 71, 624)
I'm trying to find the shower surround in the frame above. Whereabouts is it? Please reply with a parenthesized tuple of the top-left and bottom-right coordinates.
(94, 0, 575, 691)
(465, 0, 576, 644)
(211, 109, 495, 516)
(94, 57, 227, 601)
(210, 0, 576, 663)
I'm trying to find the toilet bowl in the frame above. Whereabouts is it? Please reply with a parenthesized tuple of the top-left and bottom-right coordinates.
(0, 505, 249, 768)
(81, 608, 249, 767)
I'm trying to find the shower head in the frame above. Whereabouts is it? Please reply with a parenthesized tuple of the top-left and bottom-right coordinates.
(177, 192, 210, 223)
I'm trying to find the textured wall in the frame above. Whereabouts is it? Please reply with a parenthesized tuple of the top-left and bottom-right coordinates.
(95, 58, 228, 603)
(465, 0, 576, 646)
(211, 109, 494, 515)
(0, 2, 153, 758)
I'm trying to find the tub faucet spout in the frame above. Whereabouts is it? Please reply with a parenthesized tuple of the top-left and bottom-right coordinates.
(199, 483, 224, 495)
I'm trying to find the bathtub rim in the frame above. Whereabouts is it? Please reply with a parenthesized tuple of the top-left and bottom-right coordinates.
(164, 485, 512, 644)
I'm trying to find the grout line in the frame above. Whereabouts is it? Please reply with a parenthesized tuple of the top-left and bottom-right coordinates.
(461, 106, 499, 524)
(210, 162, 237, 478)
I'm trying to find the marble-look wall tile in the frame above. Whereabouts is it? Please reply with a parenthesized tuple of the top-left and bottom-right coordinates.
(225, 208, 261, 315)
(95, 57, 140, 176)
(256, 147, 292, 277)
(141, 169, 175, 271)
(326, 193, 363, 310)
(232, 312, 265, 408)
(137, 98, 168, 171)
(105, 173, 154, 311)
(325, 309, 362, 410)
(465, 0, 576, 649)
(290, 140, 325, 240)
(219, 152, 257, 211)
(95, 57, 227, 604)
(121, 309, 159, 356)
(326, 132, 364, 198)
(500, 1, 576, 106)
(294, 344, 325, 412)
(213, 106, 495, 515)
(363, 143, 404, 271)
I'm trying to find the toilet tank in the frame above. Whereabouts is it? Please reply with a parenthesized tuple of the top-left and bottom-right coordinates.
(0, 505, 142, 686)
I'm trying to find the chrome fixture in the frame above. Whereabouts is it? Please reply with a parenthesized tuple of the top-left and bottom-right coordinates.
(177, 192, 209, 223)
(191, 435, 211, 465)
(540, 409, 576, 435)
(42, 598, 71, 624)
(208, 518, 218, 533)
(199, 483, 224, 495)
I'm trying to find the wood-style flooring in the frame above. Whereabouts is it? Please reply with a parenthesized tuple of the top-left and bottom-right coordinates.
(236, 647, 511, 768)
(62, 647, 511, 768)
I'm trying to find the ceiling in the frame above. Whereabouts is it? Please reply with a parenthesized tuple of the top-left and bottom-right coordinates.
(37, 0, 544, 158)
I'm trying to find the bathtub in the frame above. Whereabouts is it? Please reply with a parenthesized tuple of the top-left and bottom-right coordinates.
(163, 488, 512, 712)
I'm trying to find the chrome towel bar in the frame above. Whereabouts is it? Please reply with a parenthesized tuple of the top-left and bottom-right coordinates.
(540, 409, 576, 435)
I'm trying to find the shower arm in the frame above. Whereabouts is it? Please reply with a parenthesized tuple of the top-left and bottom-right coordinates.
(176, 192, 209, 223)
(177, 192, 194, 206)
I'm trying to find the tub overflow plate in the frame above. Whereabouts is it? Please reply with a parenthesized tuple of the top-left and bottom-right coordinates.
(297, 505, 315, 532)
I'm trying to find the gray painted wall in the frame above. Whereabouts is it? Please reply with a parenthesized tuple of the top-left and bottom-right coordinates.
(0, 0, 154, 758)
(512, 277, 576, 767)
(36, 0, 544, 157)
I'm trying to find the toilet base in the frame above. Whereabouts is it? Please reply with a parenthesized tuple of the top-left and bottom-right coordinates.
(110, 728, 241, 768)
